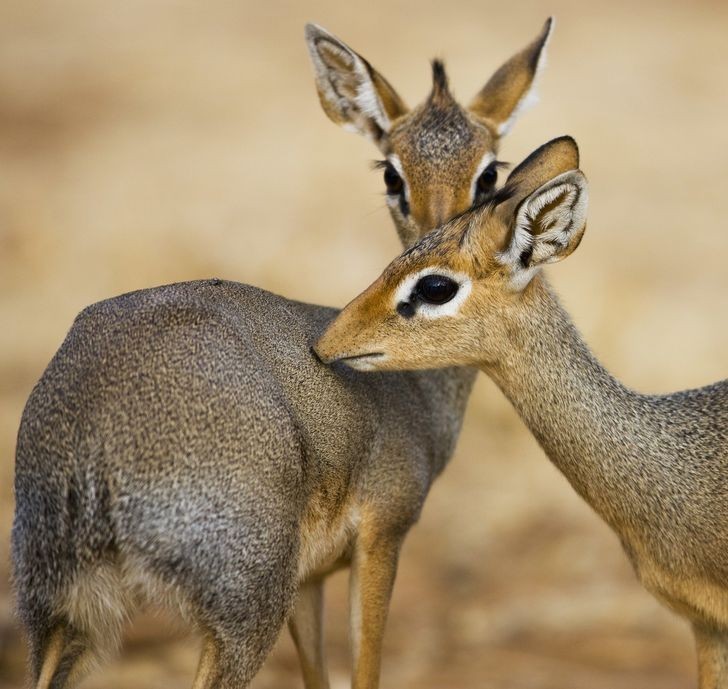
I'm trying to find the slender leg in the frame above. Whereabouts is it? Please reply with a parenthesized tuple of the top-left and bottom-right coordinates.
(289, 579, 330, 689)
(349, 529, 401, 689)
(191, 635, 220, 689)
(694, 624, 728, 689)
(32, 624, 97, 689)
(34, 627, 65, 689)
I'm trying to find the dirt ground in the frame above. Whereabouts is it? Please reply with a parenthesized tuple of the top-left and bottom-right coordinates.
(1, 1, 727, 687)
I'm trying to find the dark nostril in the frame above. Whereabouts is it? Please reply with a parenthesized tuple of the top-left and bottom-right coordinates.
(397, 301, 416, 318)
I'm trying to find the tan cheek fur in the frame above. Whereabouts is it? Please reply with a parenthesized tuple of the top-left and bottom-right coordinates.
(318, 215, 520, 370)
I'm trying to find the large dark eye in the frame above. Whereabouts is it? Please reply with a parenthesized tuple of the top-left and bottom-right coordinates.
(383, 163, 404, 195)
(476, 163, 498, 195)
(414, 274, 459, 305)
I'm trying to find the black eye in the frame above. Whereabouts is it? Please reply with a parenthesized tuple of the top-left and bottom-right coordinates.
(476, 163, 498, 195)
(414, 274, 459, 305)
(383, 163, 404, 195)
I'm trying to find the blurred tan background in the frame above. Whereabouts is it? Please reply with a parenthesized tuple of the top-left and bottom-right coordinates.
(1, 0, 727, 687)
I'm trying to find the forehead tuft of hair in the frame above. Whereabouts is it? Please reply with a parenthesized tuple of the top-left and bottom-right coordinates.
(429, 59, 455, 107)
(396, 222, 458, 268)
(398, 59, 472, 161)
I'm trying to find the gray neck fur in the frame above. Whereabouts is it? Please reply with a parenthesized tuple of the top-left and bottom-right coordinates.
(485, 275, 728, 587)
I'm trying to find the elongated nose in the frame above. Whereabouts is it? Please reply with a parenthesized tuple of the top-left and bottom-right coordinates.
(414, 186, 460, 232)
(429, 188, 455, 229)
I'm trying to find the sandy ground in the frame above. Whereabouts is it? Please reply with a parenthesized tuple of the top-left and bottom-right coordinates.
(1, 1, 727, 687)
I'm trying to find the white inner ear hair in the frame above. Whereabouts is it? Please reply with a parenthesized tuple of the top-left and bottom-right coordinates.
(314, 39, 390, 136)
(313, 41, 356, 111)
(343, 57, 390, 134)
(527, 182, 579, 263)
(497, 179, 582, 289)
(393, 267, 473, 319)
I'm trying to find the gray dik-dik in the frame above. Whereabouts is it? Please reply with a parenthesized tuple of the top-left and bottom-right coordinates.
(12, 20, 553, 689)
(315, 136, 728, 689)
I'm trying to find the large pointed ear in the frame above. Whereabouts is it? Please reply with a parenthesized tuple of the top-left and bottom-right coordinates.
(305, 23, 408, 145)
(469, 17, 553, 136)
(503, 135, 580, 198)
(498, 169, 588, 282)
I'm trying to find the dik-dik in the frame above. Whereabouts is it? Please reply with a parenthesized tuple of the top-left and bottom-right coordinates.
(12, 20, 553, 689)
(315, 137, 728, 688)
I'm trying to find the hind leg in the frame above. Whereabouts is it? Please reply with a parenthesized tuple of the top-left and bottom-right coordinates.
(190, 635, 274, 689)
(131, 506, 300, 689)
(31, 623, 101, 689)
(33, 627, 66, 689)
(191, 634, 220, 689)
(189, 569, 296, 689)
(19, 553, 133, 689)
(189, 606, 292, 689)
(694, 624, 728, 689)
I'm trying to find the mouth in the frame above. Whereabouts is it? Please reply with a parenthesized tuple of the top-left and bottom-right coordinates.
(338, 352, 384, 362)
(329, 352, 386, 371)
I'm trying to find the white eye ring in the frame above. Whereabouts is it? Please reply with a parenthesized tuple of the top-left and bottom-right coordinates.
(393, 267, 472, 319)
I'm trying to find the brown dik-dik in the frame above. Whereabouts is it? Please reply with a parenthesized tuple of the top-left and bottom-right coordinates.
(12, 20, 553, 689)
(315, 137, 728, 688)
(306, 19, 552, 244)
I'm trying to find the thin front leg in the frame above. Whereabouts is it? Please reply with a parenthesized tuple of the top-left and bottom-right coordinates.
(289, 579, 330, 689)
(694, 624, 728, 689)
(349, 529, 401, 689)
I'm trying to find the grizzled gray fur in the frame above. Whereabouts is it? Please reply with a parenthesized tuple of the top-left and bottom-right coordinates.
(13, 279, 474, 688)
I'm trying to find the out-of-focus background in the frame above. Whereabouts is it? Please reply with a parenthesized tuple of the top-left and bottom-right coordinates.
(1, 1, 727, 687)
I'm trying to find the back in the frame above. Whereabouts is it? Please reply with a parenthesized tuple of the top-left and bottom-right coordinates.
(15, 279, 475, 555)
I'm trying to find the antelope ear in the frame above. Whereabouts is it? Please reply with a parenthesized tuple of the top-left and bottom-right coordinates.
(305, 23, 408, 145)
(503, 135, 579, 198)
(499, 170, 588, 284)
(468, 17, 553, 136)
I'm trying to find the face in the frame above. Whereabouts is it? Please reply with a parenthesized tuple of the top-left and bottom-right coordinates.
(305, 19, 554, 246)
(379, 84, 504, 246)
(314, 211, 513, 371)
(314, 138, 588, 372)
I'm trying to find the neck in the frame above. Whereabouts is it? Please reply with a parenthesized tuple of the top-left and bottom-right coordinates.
(482, 275, 654, 530)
